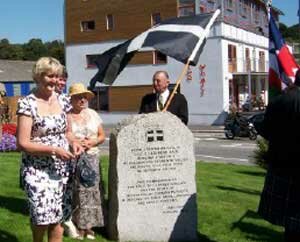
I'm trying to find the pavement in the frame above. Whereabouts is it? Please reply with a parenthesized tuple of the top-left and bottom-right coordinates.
(103, 124, 225, 135)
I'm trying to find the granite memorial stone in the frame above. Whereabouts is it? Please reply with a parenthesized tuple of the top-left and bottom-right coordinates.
(108, 112, 197, 242)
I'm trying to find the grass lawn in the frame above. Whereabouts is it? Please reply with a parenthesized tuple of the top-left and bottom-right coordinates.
(0, 152, 283, 242)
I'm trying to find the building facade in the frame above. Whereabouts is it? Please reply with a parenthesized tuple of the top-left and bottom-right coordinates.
(0, 59, 35, 97)
(65, 0, 281, 124)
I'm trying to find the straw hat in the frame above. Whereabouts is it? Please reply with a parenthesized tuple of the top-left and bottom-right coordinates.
(69, 83, 94, 100)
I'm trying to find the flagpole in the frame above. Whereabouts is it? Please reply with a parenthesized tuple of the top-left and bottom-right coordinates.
(163, 9, 221, 112)
(163, 60, 191, 112)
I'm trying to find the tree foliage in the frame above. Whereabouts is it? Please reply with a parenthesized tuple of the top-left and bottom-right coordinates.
(0, 38, 65, 64)
(279, 23, 300, 43)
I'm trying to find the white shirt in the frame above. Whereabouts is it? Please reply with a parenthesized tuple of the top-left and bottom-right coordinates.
(156, 89, 170, 111)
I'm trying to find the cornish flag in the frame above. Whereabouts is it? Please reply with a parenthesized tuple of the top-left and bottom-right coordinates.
(90, 10, 220, 87)
(269, 13, 299, 96)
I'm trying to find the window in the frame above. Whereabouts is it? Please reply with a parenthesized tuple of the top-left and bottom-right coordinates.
(228, 45, 236, 61)
(262, 13, 268, 27)
(80, 20, 95, 32)
(199, 5, 206, 13)
(150, 14, 166, 64)
(258, 51, 265, 72)
(153, 51, 167, 64)
(254, 5, 260, 23)
(225, 0, 234, 10)
(89, 86, 109, 111)
(239, 0, 248, 17)
(86, 54, 100, 68)
(245, 48, 251, 71)
(228, 44, 237, 72)
(106, 14, 114, 30)
(151, 13, 161, 26)
(178, 0, 195, 17)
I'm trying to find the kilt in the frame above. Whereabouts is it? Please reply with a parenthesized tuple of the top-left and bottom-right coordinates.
(258, 167, 300, 232)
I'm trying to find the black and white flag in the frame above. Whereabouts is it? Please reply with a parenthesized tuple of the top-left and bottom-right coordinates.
(90, 9, 220, 88)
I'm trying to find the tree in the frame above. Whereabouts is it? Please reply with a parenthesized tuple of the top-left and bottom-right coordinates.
(23, 38, 48, 60)
(45, 40, 65, 64)
(10, 44, 25, 60)
(280, 23, 300, 43)
(0, 39, 12, 59)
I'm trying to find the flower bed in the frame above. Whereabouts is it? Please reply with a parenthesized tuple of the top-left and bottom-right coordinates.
(2, 123, 17, 136)
(0, 132, 17, 152)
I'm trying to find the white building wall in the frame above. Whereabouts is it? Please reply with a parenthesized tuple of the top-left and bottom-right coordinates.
(182, 37, 226, 124)
(66, 42, 187, 88)
(65, 22, 269, 125)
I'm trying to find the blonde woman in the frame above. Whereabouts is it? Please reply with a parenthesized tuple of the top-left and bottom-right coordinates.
(68, 83, 106, 240)
(17, 57, 82, 242)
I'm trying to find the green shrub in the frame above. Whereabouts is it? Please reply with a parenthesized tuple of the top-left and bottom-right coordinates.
(253, 138, 268, 169)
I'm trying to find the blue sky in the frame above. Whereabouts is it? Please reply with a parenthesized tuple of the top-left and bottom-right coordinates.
(0, 0, 298, 44)
(273, 0, 299, 26)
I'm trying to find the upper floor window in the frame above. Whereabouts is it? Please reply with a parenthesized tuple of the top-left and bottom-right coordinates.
(151, 13, 161, 26)
(262, 13, 268, 27)
(106, 14, 114, 30)
(80, 20, 95, 32)
(225, 0, 234, 10)
(239, 0, 248, 18)
(86, 54, 100, 68)
(253, 5, 260, 23)
(228, 44, 237, 62)
(228, 44, 237, 72)
(178, 0, 195, 17)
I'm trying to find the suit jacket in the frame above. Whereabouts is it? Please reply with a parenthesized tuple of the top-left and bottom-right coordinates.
(139, 91, 188, 125)
(261, 86, 300, 173)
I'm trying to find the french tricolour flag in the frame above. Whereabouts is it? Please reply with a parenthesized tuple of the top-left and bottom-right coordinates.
(269, 14, 299, 96)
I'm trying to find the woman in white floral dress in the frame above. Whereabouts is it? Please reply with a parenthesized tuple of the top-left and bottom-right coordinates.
(17, 57, 82, 242)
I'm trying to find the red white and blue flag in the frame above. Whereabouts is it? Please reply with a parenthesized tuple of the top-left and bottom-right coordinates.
(269, 14, 299, 95)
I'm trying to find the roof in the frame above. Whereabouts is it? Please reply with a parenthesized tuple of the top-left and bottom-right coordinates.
(0, 59, 35, 82)
(271, 5, 284, 15)
(255, 0, 284, 15)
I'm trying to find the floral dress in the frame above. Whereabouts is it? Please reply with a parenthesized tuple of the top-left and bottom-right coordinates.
(17, 93, 74, 225)
(71, 108, 106, 229)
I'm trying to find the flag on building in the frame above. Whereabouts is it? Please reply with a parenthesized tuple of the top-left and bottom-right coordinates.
(90, 10, 220, 88)
(269, 13, 299, 97)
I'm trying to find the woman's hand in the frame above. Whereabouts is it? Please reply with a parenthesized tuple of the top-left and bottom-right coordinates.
(80, 137, 97, 150)
(54, 147, 75, 160)
(71, 140, 84, 156)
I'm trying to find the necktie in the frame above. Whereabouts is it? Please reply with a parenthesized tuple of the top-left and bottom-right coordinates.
(158, 94, 164, 111)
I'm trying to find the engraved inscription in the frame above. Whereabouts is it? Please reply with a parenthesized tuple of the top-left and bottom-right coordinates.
(122, 145, 190, 213)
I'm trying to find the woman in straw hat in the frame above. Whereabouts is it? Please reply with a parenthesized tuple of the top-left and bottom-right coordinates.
(16, 57, 82, 242)
(68, 83, 106, 240)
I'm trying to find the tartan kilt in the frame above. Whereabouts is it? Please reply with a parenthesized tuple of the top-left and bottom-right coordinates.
(258, 168, 300, 232)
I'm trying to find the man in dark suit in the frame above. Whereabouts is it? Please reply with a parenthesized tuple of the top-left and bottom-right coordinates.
(139, 70, 188, 125)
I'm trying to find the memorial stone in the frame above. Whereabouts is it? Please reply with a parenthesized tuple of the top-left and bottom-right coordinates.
(108, 112, 197, 242)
